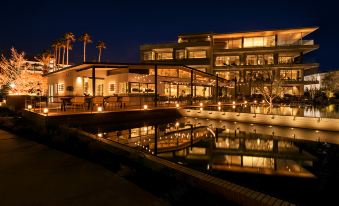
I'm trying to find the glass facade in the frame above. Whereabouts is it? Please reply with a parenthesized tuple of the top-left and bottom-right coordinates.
(246, 54, 274, 65)
(280, 70, 301, 81)
(143, 51, 153, 60)
(279, 56, 294, 64)
(156, 52, 173, 60)
(215, 56, 240, 66)
(188, 51, 207, 59)
(176, 50, 185, 59)
(243, 36, 275, 48)
(225, 38, 242, 49)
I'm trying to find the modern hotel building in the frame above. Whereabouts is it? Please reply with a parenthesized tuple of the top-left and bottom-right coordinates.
(140, 27, 319, 97)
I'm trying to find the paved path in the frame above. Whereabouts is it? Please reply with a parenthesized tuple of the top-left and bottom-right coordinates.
(0, 129, 167, 206)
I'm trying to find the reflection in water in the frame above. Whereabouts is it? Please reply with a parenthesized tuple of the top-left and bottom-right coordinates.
(87, 117, 318, 178)
(195, 104, 339, 118)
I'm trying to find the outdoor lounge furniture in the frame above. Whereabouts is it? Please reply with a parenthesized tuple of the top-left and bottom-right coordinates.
(92, 96, 104, 110)
(105, 96, 118, 109)
(71, 96, 85, 111)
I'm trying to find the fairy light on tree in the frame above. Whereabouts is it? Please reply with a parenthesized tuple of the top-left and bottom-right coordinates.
(0, 48, 47, 95)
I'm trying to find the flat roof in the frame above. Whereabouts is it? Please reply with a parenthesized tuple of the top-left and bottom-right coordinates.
(44, 62, 228, 83)
(179, 27, 318, 39)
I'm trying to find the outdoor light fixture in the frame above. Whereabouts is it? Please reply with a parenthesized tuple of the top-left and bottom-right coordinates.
(98, 133, 103, 137)
(3, 100, 6, 104)
(244, 101, 247, 104)
(262, 100, 265, 103)
(97, 106, 103, 112)
(218, 102, 221, 106)
(254, 100, 257, 104)
(200, 107, 203, 111)
(218, 106, 221, 111)
(176, 103, 179, 108)
(144, 105, 148, 110)
(27, 105, 32, 110)
(232, 105, 235, 109)
(43, 108, 49, 114)
(200, 103, 203, 107)
(232, 101, 235, 104)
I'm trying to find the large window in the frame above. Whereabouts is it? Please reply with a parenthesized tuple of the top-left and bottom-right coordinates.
(215, 56, 240, 66)
(156, 52, 173, 60)
(143, 51, 153, 60)
(109, 83, 115, 92)
(225, 38, 242, 49)
(246, 54, 274, 65)
(215, 71, 239, 81)
(57, 84, 64, 92)
(279, 56, 294, 64)
(280, 70, 301, 81)
(176, 50, 185, 59)
(243, 36, 275, 48)
(188, 50, 207, 59)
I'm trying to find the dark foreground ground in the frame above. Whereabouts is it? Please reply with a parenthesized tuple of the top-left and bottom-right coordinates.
(0, 129, 167, 206)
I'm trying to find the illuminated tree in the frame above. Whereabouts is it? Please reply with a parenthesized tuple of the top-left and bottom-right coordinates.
(0, 48, 47, 95)
(96, 41, 106, 62)
(35, 50, 52, 73)
(79, 33, 92, 62)
(253, 70, 286, 113)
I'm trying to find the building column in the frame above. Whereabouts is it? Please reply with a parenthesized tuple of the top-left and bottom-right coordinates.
(92, 67, 96, 96)
(216, 74, 219, 103)
(154, 64, 158, 107)
(190, 70, 193, 105)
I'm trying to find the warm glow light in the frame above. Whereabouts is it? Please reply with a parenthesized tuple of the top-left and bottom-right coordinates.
(200, 103, 203, 107)
(98, 133, 103, 137)
(175, 122, 179, 127)
(27, 105, 32, 110)
(97, 107, 103, 112)
(254, 100, 257, 104)
(262, 100, 265, 103)
(176, 103, 179, 108)
(218, 106, 221, 111)
(232, 105, 235, 109)
(0, 103, 2, 107)
(244, 101, 247, 104)
(232, 101, 235, 104)
(76, 77, 82, 84)
(218, 102, 221, 105)
(144, 105, 148, 110)
(10, 83, 15, 88)
(3, 100, 6, 104)
(43, 108, 48, 114)
(200, 107, 203, 111)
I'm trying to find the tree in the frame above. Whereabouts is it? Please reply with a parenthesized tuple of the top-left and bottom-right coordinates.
(61, 39, 66, 65)
(51, 41, 58, 67)
(96, 41, 106, 62)
(322, 72, 339, 98)
(0, 48, 47, 95)
(253, 70, 286, 113)
(79, 33, 92, 62)
(64, 32, 75, 65)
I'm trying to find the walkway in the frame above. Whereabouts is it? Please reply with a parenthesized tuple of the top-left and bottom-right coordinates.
(0, 129, 167, 206)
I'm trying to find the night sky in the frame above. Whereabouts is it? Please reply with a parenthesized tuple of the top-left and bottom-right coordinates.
(1, 0, 338, 71)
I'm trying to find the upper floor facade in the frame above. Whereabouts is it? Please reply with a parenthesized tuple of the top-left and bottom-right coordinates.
(140, 27, 319, 73)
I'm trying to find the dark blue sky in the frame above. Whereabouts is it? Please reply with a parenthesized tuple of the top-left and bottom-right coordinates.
(1, 0, 337, 71)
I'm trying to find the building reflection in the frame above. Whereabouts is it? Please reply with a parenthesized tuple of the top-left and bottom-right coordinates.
(94, 120, 316, 178)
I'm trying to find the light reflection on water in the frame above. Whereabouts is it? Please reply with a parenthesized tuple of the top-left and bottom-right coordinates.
(81, 116, 339, 178)
(192, 104, 339, 118)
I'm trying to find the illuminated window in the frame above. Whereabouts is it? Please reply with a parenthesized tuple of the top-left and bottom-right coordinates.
(109, 83, 115, 92)
(215, 56, 240, 66)
(246, 54, 273, 65)
(143, 51, 153, 60)
(188, 51, 207, 58)
(244, 36, 275, 48)
(279, 56, 294, 64)
(57, 84, 64, 92)
(156, 52, 173, 60)
(175, 50, 185, 59)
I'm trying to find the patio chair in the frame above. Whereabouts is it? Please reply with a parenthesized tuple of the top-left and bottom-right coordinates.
(71, 96, 85, 111)
(105, 96, 118, 109)
(92, 96, 104, 109)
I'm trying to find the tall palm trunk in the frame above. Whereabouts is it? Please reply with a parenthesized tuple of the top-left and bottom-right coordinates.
(66, 42, 69, 65)
(83, 42, 86, 62)
(58, 47, 61, 65)
(62, 47, 65, 65)
(54, 47, 57, 66)
(98, 48, 102, 62)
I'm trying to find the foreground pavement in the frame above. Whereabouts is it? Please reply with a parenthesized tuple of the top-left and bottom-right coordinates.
(0, 129, 167, 206)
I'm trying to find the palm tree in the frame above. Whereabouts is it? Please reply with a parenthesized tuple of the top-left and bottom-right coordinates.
(64, 32, 75, 65)
(51, 41, 58, 67)
(79, 33, 92, 62)
(96, 41, 106, 62)
(56, 39, 63, 65)
(61, 40, 67, 65)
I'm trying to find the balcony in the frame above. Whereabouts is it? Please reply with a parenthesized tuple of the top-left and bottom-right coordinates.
(141, 58, 210, 65)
